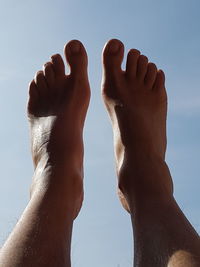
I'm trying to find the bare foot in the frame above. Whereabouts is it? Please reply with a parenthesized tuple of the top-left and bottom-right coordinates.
(27, 40, 90, 219)
(102, 39, 173, 212)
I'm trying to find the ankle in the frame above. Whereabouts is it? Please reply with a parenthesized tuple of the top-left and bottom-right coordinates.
(30, 159, 83, 205)
(30, 168, 83, 221)
(124, 146, 166, 162)
(118, 154, 173, 211)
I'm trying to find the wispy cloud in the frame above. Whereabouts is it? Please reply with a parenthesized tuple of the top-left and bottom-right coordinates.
(0, 69, 20, 82)
(168, 81, 200, 115)
(170, 95, 200, 114)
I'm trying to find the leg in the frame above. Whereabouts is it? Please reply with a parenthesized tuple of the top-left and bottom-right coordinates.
(102, 39, 200, 267)
(0, 40, 90, 267)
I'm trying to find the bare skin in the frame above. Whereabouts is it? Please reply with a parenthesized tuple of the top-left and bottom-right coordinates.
(102, 39, 200, 267)
(0, 38, 199, 267)
(0, 40, 90, 267)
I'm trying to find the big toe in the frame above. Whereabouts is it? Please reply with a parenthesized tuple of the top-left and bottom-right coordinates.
(102, 39, 124, 78)
(64, 40, 88, 79)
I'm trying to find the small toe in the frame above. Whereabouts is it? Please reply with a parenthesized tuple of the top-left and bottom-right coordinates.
(144, 63, 157, 88)
(137, 55, 148, 81)
(28, 80, 38, 114)
(126, 49, 140, 79)
(34, 71, 48, 97)
(43, 62, 55, 87)
(153, 70, 165, 91)
(102, 39, 124, 78)
(64, 40, 88, 78)
(51, 54, 65, 77)
(29, 80, 38, 98)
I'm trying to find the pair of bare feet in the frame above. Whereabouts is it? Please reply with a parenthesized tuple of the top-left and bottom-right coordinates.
(28, 39, 171, 218)
(0, 39, 199, 267)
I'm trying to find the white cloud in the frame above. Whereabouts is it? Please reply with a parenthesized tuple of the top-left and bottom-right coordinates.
(167, 80, 200, 115)
(170, 95, 200, 114)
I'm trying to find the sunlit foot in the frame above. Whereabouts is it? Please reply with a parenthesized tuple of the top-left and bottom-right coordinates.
(102, 39, 172, 212)
(27, 40, 90, 219)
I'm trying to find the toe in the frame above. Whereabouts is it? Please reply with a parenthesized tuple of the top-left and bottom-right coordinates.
(137, 55, 148, 81)
(27, 80, 38, 114)
(126, 49, 140, 79)
(43, 62, 55, 87)
(34, 71, 48, 97)
(153, 70, 165, 91)
(51, 54, 65, 77)
(102, 39, 124, 78)
(144, 63, 157, 88)
(64, 40, 88, 79)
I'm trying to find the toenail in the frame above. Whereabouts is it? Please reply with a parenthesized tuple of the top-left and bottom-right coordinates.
(51, 54, 60, 61)
(69, 41, 81, 53)
(108, 41, 120, 54)
(44, 62, 51, 67)
(129, 49, 140, 56)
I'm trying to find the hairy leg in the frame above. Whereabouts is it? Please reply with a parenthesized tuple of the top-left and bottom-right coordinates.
(0, 40, 90, 267)
(102, 39, 200, 267)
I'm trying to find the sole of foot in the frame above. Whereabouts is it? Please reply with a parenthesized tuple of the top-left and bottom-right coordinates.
(101, 39, 172, 212)
(27, 40, 90, 219)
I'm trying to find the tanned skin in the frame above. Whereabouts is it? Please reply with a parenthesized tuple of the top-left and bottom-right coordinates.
(0, 40, 90, 267)
(0, 39, 199, 267)
(102, 39, 200, 267)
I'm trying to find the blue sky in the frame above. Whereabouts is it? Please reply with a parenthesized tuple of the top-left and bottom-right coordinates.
(0, 0, 200, 266)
